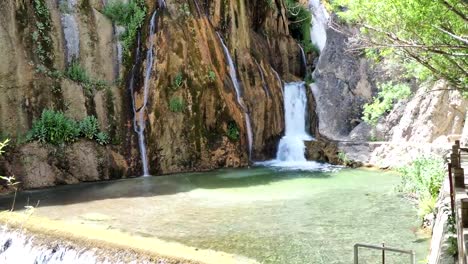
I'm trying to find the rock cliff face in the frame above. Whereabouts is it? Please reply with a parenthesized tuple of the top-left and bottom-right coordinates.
(0, 0, 310, 188)
(311, 24, 375, 140)
(369, 81, 468, 168)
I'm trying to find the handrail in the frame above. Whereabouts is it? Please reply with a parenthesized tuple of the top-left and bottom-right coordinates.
(354, 243, 416, 264)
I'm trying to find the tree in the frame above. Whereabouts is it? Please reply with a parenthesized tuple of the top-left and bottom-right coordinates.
(332, 0, 467, 91)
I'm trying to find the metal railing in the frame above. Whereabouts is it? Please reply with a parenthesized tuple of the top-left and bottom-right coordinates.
(354, 243, 415, 264)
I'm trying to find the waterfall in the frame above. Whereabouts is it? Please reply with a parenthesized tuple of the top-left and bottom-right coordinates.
(309, 0, 329, 52)
(257, 82, 330, 170)
(216, 33, 254, 160)
(114, 25, 126, 79)
(59, 0, 80, 64)
(298, 44, 307, 71)
(276, 82, 313, 162)
(131, 11, 157, 176)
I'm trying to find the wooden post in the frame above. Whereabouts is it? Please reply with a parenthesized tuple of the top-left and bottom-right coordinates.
(461, 198, 468, 228)
(452, 145, 460, 169)
(454, 167, 465, 188)
(448, 163, 455, 216)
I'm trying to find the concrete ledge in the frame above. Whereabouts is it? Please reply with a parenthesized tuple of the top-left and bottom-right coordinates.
(0, 212, 258, 264)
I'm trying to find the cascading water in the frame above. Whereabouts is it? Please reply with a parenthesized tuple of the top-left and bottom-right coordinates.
(258, 82, 329, 170)
(216, 33, 254, 160)
(309, 0, 329, 52)
(276, 82, 313, 162)
(130, 11, 158, 176)
(59, 0, 80, 63)
(298, 44, 307, 71)
(114, 25, 126, 79)
(0, 227, 99, 263)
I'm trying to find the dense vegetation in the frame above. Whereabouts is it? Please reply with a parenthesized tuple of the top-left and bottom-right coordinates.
(285, 0, 313, 51)
(363, 82, 411, 125)
(27, 110, 109, 146)
(103, 0, 147, 63)
(332, 0, 467, 91)
(396, 156, 446, 218)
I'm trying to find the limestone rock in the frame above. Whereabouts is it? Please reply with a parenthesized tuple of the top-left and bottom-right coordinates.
(311, 25, 375, 140)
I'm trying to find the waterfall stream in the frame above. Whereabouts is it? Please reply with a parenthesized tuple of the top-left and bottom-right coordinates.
(298, 44, 307, 71)
(136, 11, 158, 176)
(59, 0, 80, 64)
(216, 33, 254, 160)
(276, 82, 313, 162)
(258, 82, 325, 170)
(309, 0, 329, 52)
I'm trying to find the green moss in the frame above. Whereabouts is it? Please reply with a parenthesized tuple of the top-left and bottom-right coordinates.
(169, 97, 185, 113)
(226, 121, 240, 141)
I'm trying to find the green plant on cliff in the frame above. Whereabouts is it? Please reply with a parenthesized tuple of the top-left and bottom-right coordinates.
(27, 109, 110, 145)
(169, 97, 185, 113)
(285, 0, 312, 45)
(28, 110, 80, 145)
(32, 0, 54, 68)
(65, 61, 109, 93)
(227, 122, 240, 141)
(178, 3, 191, 17)
(103, 0, 147, 63)
(79, 116, 100, 140)
(363, 82, 411, 125)
(331, 0, 467, 91)
(173, 72, 184, 89)
(96, 132, 110, 145)
(66, 61, 90, 84)
(207, 70, 216, 82)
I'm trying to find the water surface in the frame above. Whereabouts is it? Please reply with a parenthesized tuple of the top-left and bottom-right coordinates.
(0, 167, 429, 264)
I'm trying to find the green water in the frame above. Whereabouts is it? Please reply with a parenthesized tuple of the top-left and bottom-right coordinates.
(0, 167, 429, 263)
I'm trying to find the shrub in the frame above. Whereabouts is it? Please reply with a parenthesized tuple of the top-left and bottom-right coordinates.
(28, 109, 110, 145)
(28, 109, 80, 145)
(396, 156, 445, 200)
(173, 72, 184, 88)
(227, 122, 239, 141)
(337, 151, 350, 166)
(79, 116, 99, 140)
(96, 132, 110, 145)
(363, 82, 411, 125)
(208, 70, 216, 82)
(285, 0, 312, 44)
(66, 61, 89, 83)
(103, 0, 146, 63)
(169, 97, 185, 112)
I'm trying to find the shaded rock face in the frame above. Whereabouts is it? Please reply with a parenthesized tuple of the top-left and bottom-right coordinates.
(0, 0, 312, 188)
(2, 141, 128, 189)
(311, 25, 375, 140)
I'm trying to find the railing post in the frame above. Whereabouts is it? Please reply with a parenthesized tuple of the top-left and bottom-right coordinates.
(411, 251, 416, 264)
(354, 244, 359, 264)
(454, 167, 465, 188)
(448, 163, 455, 216)
(382, 243, 385, 264)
